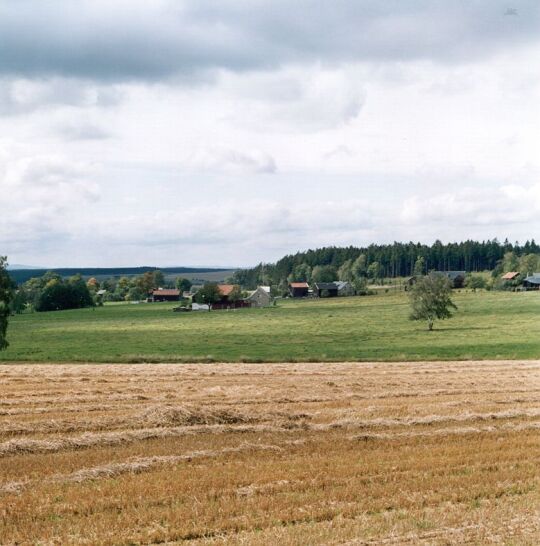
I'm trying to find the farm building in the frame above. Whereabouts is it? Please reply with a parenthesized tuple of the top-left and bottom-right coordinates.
(150, 289, 181, 302)
(289, 282, 309, 298)
(436, 271, 466, 288)
(246, 286, 272, 308)
(313, 282, 339, 298)
(335, 281, 355, 296)
(212, 284, 250, 310)
(502, 272, 520, 281)
(523, 274, 540, 290)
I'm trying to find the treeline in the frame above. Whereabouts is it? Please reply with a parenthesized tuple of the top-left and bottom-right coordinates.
(8, 266, 229, 285)
(12, 272, 94, 313)
(232, 239, 540, 289)
(11, 269, 195, 312)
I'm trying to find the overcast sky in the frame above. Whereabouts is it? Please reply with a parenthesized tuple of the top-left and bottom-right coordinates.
(1, 0, 539, 267)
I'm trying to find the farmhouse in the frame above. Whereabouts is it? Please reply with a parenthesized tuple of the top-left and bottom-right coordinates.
(246, 286, 272, 308)
(335, 281, 355, 296)
(150, 288, 180, 302)
(523, 274, 540, 290)
(313, 282, 339, 298)
(289, 282, 309, 298)
(212, 284, 250, 310)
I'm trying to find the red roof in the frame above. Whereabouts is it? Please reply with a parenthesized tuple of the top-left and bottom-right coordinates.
(151, 289, 180, 296)
(289, 282, 309, 288)
(217, 284, 236, 296)
(502, 272, 520, 280)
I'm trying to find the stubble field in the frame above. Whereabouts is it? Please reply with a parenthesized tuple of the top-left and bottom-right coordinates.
(2, 360, 540, 545)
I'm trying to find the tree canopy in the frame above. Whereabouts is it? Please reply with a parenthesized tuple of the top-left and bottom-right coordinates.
(409, 273, 457, 331)
(193, 283, 222, 304)
(232, 239, 540, 289)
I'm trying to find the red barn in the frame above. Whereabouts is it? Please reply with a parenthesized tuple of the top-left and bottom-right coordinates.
(288, 282, 309, 298)
(150, 289, 180, 302)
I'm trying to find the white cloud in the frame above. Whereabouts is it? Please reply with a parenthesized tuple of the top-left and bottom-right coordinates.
(0, 151, 100, 248)
(185, 147, 276, 174)
(220, 66, 365, 131)
(401, 183, 540, 226)
(0, 78, 123, 115)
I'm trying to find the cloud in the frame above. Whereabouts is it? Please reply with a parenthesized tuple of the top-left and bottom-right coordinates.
(56, 122, 112, 141)
(400, 183, 540, 226)
(0, 77, 123, 115)
(0, 152, 100, 248)
(221, 66, 365, 131)
(185, 147, 276, 174)
(0, 1, 538, 82)
(86, 198, 376, 252)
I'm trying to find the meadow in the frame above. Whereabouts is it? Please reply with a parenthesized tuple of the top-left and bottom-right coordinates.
(1, 290, 539, 363)
(1, 360, 540, 545)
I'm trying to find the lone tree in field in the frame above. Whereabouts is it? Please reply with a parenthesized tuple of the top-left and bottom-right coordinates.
(0, 256, 13, 350)
(409, 273, 457, 331)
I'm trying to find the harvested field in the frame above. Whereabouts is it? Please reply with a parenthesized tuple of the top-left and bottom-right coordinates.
(1, 361, 540, 545)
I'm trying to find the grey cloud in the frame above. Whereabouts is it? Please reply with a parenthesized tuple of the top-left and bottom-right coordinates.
(0, 1, 538, 82)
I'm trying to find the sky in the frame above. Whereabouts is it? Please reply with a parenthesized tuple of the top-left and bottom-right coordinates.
(0, 0, 539, 268)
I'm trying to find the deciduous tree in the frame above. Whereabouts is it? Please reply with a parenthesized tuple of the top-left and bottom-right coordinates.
(409, 273, 457, 331)
(176, 277, 193, 293)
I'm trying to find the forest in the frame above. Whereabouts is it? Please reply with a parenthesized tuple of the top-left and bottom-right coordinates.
(232, 239, 540, 289)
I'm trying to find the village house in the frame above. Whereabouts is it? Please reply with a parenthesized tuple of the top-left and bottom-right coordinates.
(246, 286, 272, 308)
(212, 284, 250, 310)
(312, 282, 339, 298)
(288, 282, 309, 298)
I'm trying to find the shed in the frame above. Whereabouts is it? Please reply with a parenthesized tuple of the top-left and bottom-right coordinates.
(289, 282, 309, 298)
(150, 289, 180, 302)
(313, 282, 339, 298)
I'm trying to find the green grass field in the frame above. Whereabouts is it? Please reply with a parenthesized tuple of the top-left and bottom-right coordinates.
(1, 291, 539, 363)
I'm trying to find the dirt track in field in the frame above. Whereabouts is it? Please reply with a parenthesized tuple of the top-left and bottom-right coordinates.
(1, 360, 540, 545)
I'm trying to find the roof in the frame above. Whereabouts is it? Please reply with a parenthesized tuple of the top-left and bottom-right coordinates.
(246, 287, 271, 299)
(437, 271, 466, 279)
(524, 274, 540, 285)
(313, 282, 338, 290)
(335, 281, 351, 289)
(502, 272, 520, 280)
(151, 289, 180, 296)
(289, 282, 309, 288)
(260, 286, 271, 293)
(217, 284, 237, 296)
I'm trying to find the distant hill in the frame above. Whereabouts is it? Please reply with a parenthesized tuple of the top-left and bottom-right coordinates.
(6, 264, 43, 270)
(8, 266, 237, 285)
